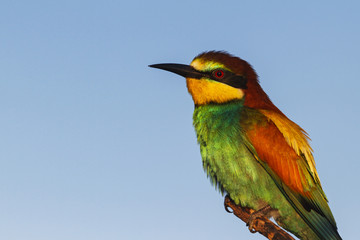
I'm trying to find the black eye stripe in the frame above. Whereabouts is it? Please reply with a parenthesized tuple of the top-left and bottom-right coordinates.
(223, 75, 248, 89)
(202, 69, 247, 89)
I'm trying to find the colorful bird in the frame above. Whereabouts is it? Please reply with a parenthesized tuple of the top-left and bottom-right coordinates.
(149, 51, 341, 240)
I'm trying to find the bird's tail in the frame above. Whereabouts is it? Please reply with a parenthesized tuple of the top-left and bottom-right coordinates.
(284, 188, 342, 240)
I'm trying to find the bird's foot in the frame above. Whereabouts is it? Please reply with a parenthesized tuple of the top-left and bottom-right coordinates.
(246, 205, 272, 233)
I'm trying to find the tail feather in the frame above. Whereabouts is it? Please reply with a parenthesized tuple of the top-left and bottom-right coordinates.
(286, 187, 342, 240)
(244, 141, 342, 239)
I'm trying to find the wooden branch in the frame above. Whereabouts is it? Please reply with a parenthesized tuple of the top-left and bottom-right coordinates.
(224, 196, 295, 240)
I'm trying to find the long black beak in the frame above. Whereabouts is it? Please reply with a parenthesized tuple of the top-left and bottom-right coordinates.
(149, 63, 204, 79)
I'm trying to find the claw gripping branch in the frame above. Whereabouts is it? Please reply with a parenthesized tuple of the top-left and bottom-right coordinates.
(224, 196, 295, 240)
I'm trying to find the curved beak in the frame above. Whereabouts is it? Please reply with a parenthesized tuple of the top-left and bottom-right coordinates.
(149, 63, 204, 79)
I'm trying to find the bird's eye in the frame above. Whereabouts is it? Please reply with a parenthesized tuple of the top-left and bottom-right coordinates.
(213, 70, 224, 79)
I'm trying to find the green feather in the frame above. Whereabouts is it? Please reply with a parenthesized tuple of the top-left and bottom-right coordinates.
(193, 100, 341, 240)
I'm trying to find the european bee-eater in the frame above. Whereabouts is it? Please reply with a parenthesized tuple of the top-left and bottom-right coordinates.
(149, 51, 341, 240)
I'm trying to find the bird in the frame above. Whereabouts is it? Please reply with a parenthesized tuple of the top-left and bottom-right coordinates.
(149, 51, 341, 240)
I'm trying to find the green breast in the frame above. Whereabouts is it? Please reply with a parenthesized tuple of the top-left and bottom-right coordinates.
(193, 100, 276, 207)
(193, 101, 322, 239)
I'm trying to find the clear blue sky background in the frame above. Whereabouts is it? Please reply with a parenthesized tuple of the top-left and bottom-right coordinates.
(0, 1, 359, 239)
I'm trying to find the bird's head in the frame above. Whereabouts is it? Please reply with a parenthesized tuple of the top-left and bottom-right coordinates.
(150, 51, 278, 111)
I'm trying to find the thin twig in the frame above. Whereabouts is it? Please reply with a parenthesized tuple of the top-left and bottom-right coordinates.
(224, 196, 295, 240)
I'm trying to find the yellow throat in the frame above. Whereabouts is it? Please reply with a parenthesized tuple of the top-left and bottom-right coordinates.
(186, 58, 244, 105)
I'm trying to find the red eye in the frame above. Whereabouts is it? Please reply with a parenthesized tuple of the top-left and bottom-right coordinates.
(213, 70, 224, 79)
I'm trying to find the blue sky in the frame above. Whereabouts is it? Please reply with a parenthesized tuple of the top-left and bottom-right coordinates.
(0, 1, 359, 239)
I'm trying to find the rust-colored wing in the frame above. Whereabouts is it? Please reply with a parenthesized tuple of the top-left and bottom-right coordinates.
(245, 109, 336, 222)
(246, 110, 319, 195)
